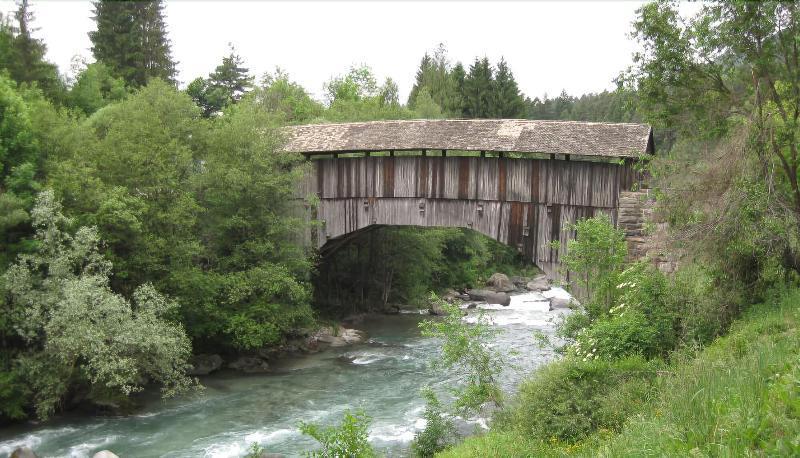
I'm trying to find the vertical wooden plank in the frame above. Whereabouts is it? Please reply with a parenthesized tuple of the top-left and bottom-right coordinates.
(382, 156, 395, 197)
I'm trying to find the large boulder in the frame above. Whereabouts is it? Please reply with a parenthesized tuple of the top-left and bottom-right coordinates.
(466, 289, 511, 306)
(526, 274, 551, 292)
(187, 354, 223, 376)
(549, 296, 574, 310)
(10, 447, 37, 458)
(315, 326, 366, 347)
(228, 356, 270, 373)
(486, 273, 515, 292)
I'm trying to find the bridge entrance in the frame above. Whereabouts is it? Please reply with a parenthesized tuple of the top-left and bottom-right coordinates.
(286, 119, 653, 279)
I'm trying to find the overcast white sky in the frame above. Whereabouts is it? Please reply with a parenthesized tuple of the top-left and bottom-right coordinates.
(0, 1, 701, 102)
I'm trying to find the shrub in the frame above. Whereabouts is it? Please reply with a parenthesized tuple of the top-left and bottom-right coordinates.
(419, 294, 504, 413)
(508, 356, 660, 443)
(411, 388, 457, 457)
(299, 409, 375, 457)
(559, 215, 627, 313)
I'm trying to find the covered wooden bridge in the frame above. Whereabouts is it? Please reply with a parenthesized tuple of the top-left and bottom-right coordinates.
(286, 119, 654, 279)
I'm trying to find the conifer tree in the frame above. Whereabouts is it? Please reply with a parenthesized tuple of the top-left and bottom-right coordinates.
(0, 1, 63, 101)
(89, 0, 177, 87)
(463, 57, 494, 118)
(407, 52, 433, 108)
(186, 45, 253, 117)
(445, 62, 466, 116)
(492, 58, 525, 118)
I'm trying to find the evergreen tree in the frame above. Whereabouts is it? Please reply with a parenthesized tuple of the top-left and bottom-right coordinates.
(89, 0, 176, 87)
(492, 58, 525, 118)
(407, 52, 433, 108)
(445, 62, 466, 116)
(408, 44, 457, 114)
(186, 45, 253, 117)
(0, 1, 63, 101)
(463, 57, 494, 118)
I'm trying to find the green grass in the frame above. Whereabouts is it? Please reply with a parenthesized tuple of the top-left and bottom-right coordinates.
(440, 289, 800, 457)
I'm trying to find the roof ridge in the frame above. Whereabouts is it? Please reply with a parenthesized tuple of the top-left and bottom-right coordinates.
(287, 119, 651, 129)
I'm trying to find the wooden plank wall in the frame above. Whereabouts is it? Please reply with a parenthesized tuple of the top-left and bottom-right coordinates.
(302, 156, 638, 279)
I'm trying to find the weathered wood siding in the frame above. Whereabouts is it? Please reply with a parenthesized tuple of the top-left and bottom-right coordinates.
(303, 156, 640, 279)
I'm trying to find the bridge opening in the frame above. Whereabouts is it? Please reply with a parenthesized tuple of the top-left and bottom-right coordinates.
(313, 225, 539, 317)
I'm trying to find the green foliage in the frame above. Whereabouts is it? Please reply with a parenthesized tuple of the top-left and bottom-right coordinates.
(299, 409, 375, 458)
(411, 388, 457, 457)
(463, 57, 495, 118)
(507, 356, 660, 444)
(0, 74, 39, 268)
(257, 69, 324, 123)
(90, 0, 177, 87)
(0, 191, 194, 420)
(0, 1, 65, 103)
(67, 61, 128, 115)
(419, 295, 503, 413)
(559, 215, 627, 312)
(187, 45, 254, 117)
(591, 288, 800, 456)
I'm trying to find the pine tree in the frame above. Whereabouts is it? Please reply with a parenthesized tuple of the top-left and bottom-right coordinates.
(445, 62, 466, 117)
(1, 1, 63, 101)
(463, 57, 494, 118)
(408, 44, 456, 113)
(90, 0, 177, 87)
(492, 58, 525, 118)
(207, 46, 253, 103)
(407, 52, 433, 108)
(186, 45, 253, 117)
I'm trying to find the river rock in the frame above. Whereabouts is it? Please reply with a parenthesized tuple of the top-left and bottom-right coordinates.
(442, 288, 460, 303)
(316, 327, 367, 347)
(486, 273, 515, 292)
(187, 354, 223, 375)
(92, 452, 119, 458)
(526, 274, 550, 292)
(466, 289, 511, 306)
(228, 356, 270, 373)
(510, 276, 531, 287)
(10, 447, 37, 458)
(465, 302, 478, 309)
(429, 300, 446, 315)
(549, 296, 574, 310)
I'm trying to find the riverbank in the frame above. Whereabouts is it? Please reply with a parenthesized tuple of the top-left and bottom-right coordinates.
(441, 288, 800, 456)
(0, 290, 572, 457)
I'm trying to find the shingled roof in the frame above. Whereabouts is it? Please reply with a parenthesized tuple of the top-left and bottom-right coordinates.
(283, 119, 654, 158)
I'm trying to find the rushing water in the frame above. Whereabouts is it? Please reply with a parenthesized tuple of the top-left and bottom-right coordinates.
(0, 289, 572, 458)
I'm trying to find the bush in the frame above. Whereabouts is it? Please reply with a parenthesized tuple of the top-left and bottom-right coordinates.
(411, 388, 457, 457)
(507, 356, 661, 443)
(559, 215, 627, 312)
(299, 409, 375, 457)
(419, 294, 504, 413)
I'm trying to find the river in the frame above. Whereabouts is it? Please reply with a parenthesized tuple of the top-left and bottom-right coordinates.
(0, 289, 572, 457)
